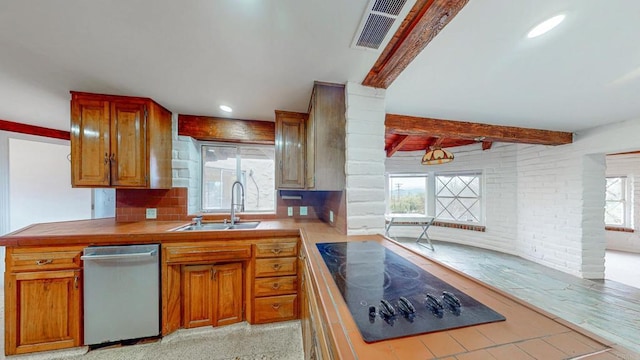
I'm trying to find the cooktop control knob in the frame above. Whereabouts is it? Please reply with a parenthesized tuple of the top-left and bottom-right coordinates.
(425, 293, 444, 311)
(397, 296, 416, 315)
(379, 299, 396, 318)
(442, 291, 462, 309)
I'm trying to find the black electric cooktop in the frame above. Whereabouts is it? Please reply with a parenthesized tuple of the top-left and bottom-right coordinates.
(316, 241, 505, 343)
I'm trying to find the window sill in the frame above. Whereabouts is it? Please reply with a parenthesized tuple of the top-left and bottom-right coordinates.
(605, 226, 634, 233)
(433, 221, 485, 232)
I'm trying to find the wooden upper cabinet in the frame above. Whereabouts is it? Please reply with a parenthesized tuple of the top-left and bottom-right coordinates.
(275, 110, 307, 189)
(307, 82, 346, 191)
(70, 91, 172, 189)
(274, 82, 345, 190)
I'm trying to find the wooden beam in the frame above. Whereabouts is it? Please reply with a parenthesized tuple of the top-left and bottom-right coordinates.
(0, 119, 70, 140)
(386, 135, 411, 157)
(178, 114, 275, 145)
(481, 141, 493, 150)
(386, 114, 573, 146)
(362, 0, 469, 89)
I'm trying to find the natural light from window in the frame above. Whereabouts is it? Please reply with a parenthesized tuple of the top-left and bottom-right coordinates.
(605, 176, 630, 227)
(201, 144, 275, 212)
(388, 175, 427, 215)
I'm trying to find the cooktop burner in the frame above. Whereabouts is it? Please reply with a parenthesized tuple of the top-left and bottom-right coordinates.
(316, 241, 505, 343)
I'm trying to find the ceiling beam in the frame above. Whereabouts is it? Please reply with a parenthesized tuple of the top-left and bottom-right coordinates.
(0, 119, 70, 140)
(482, 141, 493, 150)
(362, 0, 469, 89)
(386, 114, 573, 145)
(178, 114, 275, 144)
(386, 135, 411, 157)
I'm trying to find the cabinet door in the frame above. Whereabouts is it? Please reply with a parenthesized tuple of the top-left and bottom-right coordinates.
(70, 97, 111, 187)
(182, 265, 215, 328)
(214, 262, 243, 326)
(6, 270, 81, 355)
(275, 111, 306, 189)
(111, 101, 147, 187)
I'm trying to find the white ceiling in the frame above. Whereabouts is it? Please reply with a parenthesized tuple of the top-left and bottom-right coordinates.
(1, 0, 639, 133)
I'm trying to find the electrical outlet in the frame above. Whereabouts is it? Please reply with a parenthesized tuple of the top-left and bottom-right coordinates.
(287, 207, 293, 217)
(330, 210, 334, 223)
(146, 208, 157, 219)
(300, 206, 308, 216)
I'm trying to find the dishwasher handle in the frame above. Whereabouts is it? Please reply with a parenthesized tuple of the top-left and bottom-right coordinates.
(81, 250, 157, 261)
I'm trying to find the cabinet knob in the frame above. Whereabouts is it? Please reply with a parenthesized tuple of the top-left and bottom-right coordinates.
(272, 282, 280, 289)
(271, 248, 282, 255)
(272, 263, 282, 271)
(35, 259, 53, 266)
(74, 275, 79, 289)
(104, 152, 109, 165)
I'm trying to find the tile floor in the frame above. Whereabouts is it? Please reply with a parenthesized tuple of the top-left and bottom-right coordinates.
(396, 238, 640, 356)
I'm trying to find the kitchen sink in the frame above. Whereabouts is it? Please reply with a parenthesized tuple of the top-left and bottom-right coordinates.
(175, 221, 260, 231)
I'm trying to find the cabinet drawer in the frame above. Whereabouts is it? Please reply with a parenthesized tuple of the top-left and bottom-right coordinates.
(255, 257, 297, 277)
(165, 244, 251, 264)
(253, 294, 298, 324)
(254, 276, 297, 297)
(255, 242, 297, 258)
(9, 248, 82, 272)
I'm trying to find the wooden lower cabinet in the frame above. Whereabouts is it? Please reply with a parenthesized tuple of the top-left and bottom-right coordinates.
(181, 262, 243, 329)
(300, 249, 332, 360)
(6, 269, 82, 355)
(252, 241, 299, 324)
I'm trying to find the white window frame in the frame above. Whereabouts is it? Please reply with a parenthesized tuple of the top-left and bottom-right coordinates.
(200, 143, 275, 213)
(386, 174, 428, 216)
(385, 171, 484, 225)
(605, 176, 632, 228)
(434, 171, 483, 224)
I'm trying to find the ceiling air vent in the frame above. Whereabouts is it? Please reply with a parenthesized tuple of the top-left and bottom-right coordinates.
(352, 0, 408, 51)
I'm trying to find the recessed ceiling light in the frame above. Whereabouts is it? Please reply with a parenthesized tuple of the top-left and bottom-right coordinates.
(527, 14, 565, 39)
(219, 105, 233, 113)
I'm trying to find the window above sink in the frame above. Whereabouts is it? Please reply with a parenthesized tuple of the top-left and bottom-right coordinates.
(201, 144, 275, 214)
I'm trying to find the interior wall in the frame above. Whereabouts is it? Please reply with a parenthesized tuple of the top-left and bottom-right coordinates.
(8, 138, 92, 230)
(0, 133, 93, 285)
(385, 143, 519, 254)
(605, 154, 640, 253)
(345, 82, 387, 235)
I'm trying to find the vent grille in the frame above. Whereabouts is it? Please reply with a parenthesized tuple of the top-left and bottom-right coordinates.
(372, 0, 405, 16)
(352, 0, 408, 51)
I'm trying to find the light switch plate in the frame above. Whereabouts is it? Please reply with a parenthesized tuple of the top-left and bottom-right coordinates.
(330, 210, 334, 223)
(300, 206, 308, 216)
(287, 207, 293, 217)
(146, 208, 157, 219)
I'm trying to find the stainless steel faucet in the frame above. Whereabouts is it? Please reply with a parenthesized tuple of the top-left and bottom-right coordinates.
(230, 180, 245, 225)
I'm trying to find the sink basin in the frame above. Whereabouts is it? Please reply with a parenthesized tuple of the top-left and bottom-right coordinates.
(175, 221, 260, 231)
(227, 222, 261, 229)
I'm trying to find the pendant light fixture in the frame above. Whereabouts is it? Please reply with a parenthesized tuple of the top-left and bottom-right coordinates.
(421, 146, 454, 165)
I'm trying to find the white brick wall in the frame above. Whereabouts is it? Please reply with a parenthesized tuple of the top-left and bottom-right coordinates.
(605, 154, 640, 253)
(171, 114, 200, 215)
(385, 143, 519, 254)
(345, 82, 386, 235)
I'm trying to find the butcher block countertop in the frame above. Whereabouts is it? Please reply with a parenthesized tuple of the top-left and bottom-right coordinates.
(1, 218, 633, 359)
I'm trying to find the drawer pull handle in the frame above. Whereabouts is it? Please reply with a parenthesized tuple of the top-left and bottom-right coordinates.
(271, 248, 282, 255)
(272, 264, 282, 270)
(74, 275, 79, 289)
(272, 282, 280, 289)
(35, 259, 53, 266)
(272, 303, 281, 310)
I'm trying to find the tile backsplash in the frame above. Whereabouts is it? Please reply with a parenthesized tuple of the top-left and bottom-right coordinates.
(116, 187, 188, 222)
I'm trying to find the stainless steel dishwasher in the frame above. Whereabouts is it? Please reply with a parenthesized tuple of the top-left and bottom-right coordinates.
(82, 244, 160, 345)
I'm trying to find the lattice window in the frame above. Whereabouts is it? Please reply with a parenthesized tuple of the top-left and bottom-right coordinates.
(435, 173, 482, 223)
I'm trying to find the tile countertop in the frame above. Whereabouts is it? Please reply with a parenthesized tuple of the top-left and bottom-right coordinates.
(0, 218, 634, 359)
